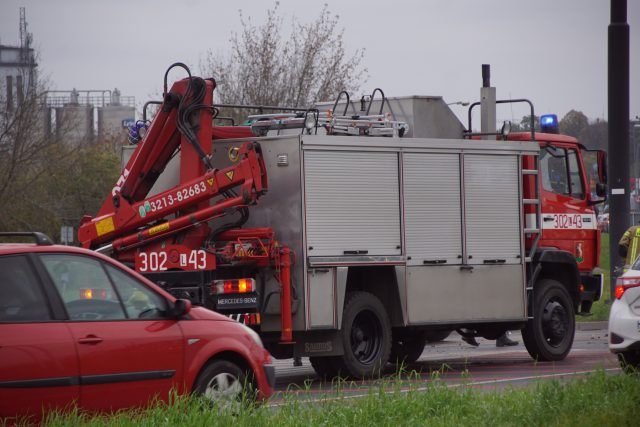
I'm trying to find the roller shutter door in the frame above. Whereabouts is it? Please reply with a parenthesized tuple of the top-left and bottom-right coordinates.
(304, 150, 401, 256)
(403, 153, 462, 266)
(464, 154, 522, 265)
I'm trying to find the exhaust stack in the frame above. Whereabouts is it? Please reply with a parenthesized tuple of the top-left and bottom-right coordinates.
(480, 64, 496, 140)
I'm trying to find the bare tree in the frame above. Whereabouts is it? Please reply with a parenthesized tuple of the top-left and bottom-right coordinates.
(201, 3, 367, 120)
(0, 68, 60, 229)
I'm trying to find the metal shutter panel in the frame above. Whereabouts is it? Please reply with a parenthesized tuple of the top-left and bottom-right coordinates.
(404, 153, 462, 265)
(464, 154, 522, 264)
(304, 150, 401, 256)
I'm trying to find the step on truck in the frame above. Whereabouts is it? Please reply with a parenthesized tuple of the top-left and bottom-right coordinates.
(79, 63, 607, 378)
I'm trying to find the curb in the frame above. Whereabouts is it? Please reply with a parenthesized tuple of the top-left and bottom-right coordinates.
(576, 321, 607, 331)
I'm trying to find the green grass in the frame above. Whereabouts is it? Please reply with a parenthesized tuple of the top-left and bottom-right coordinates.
(39, 370, 640, 427)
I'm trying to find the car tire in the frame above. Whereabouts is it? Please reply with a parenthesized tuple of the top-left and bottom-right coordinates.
(389, 336, 426, 365)
(618, 350, 640, 373)
(334, 291, 392, 378)
(522, 278, 575, 361)
(193, 360, 254, 404)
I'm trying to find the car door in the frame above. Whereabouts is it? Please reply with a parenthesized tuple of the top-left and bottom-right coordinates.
(0, 254, 79, 420)
(39, 254, 185, 412)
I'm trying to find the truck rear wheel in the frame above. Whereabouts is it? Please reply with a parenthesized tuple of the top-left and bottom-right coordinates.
(336, 291, 391, 378)
(522, 278, 575, 361)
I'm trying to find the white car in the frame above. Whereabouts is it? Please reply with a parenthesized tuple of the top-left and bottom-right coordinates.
(609, 258, 640, 371)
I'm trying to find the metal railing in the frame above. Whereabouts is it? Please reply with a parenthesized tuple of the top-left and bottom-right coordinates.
(44, 95, 135, 108)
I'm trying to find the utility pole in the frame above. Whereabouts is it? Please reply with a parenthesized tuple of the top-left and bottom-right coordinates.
(608, 0, 630, 299)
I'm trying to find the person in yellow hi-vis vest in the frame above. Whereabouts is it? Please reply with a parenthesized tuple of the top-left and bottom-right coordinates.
(618, 225, 640, 271)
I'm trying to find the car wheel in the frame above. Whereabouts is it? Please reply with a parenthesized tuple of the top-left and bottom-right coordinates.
(335, 291, 391, 378)
(618, 350, 640, 373)
(522, 279, 575, 361)
(389, 337, 426, 365)
(193, 360, 254, 404)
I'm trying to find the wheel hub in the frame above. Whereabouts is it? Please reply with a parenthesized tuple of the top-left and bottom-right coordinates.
(204, 372, 242, 402)
(350, 310, 381, 365)
(542, 300, 568, 346)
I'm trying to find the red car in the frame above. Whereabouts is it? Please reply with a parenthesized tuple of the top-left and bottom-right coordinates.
(0, 232, 274, 422)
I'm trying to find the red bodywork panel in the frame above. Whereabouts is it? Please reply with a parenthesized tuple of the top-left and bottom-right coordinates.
(212, 125, 254, 140)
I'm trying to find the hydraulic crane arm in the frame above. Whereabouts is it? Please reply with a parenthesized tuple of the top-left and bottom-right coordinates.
(78, 65, 268, 250)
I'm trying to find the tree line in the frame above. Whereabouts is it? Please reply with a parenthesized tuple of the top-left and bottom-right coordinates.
(509, 109, 608, 152)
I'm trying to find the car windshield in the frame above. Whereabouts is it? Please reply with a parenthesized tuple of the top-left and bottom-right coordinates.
(631, 254, 640, 271)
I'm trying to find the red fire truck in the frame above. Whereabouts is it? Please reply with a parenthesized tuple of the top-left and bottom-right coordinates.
(79, 63, 607, 378)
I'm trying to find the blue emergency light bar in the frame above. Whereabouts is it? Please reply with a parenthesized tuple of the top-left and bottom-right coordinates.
(540, 114, 559, 134)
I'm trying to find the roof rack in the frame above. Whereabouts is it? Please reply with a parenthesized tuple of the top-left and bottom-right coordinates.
(250, 109, 409, 138)
(0, 232, 54, 245)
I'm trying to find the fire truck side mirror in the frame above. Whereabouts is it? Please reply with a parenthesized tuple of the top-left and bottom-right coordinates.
(595, 182, 607, 198)
(596, 150, 608, 184)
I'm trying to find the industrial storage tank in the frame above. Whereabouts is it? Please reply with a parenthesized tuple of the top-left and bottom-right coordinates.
(97, 88, 135, 144)
(55, 89, 93, 146)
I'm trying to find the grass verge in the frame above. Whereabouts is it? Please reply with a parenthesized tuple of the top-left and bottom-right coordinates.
(41, 369, 640, 427)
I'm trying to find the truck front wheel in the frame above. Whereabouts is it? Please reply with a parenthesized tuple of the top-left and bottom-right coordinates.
(522, 278, 575, 361)
(336, 291, 391, 378)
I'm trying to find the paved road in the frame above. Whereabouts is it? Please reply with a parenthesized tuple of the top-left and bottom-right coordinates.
(269, 323, 618, 404)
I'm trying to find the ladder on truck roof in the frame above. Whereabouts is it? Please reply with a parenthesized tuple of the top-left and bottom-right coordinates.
(249, 88, 409, 138)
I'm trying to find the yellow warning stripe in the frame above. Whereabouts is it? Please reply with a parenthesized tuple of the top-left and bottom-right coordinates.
(630, 229, 640, 265)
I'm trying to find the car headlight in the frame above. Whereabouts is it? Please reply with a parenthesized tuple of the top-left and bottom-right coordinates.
(239, 322, 263, 348)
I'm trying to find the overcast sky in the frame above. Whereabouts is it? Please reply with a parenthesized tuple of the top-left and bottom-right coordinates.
(1, 0, 638, 124)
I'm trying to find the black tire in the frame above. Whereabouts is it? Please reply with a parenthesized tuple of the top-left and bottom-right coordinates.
(618, 351, 640, 373)
(424, 330, 452, 343)
(193, 360, 254, 403)
(310, 356, 342, 380)
(390, 337, 426, 364)
(522, 279, 575, 361)
(336, 291, 392, 378)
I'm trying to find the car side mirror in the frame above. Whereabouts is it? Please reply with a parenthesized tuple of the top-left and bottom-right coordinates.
(169, 299, 192, 318)
(596, 182, 607, 198)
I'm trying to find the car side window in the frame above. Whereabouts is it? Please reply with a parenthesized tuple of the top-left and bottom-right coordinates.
(104, 264, 169, 319)
(41, 254, 127, 321)
(0, 255, 51, 322)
